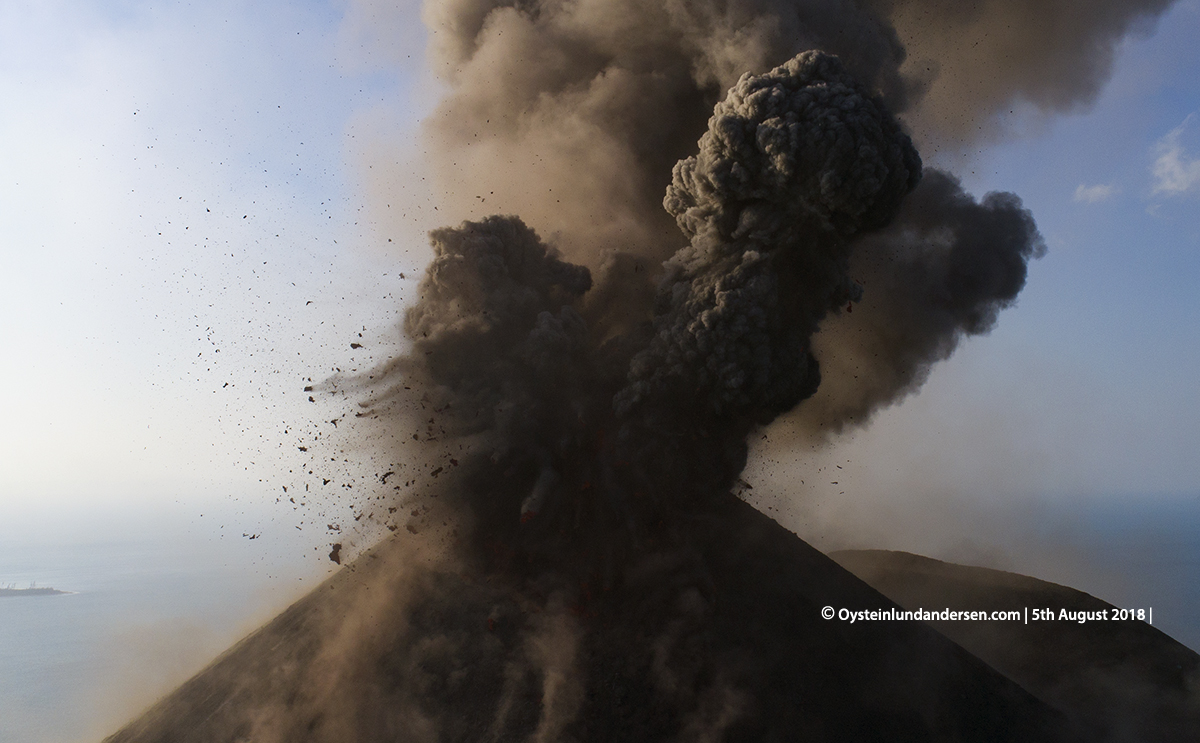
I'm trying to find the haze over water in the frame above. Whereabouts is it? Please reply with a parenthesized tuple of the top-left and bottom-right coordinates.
(0, 498, 328, 743)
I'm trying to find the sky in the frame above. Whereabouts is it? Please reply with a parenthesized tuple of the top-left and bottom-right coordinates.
(1, 0, 1199, 645)
(0, 0, 433, 541)
(746, 0, 1200, 542)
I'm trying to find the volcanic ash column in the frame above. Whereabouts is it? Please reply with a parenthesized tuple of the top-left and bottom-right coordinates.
(105, 51, 1061, 743)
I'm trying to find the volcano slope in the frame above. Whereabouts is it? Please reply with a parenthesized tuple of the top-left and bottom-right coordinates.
(105, 494, 1073, 743)
(832, 549, 1200, 743)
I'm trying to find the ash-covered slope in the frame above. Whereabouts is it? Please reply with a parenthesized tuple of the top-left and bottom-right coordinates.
(105, 496, 1071, 743)
(832, 549, 1200, 742)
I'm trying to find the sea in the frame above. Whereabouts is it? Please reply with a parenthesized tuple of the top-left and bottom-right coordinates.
(1019, 496, 1200, 653)
(0, 502, 329, 743)
(1, 495, 1198, 743)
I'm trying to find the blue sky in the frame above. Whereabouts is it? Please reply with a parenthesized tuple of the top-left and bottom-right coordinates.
(1, 0, 1198, 622)
(751, 2, 1200, 502)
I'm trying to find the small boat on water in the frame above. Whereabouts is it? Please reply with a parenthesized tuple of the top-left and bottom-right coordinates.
(0, 582, 68, 597)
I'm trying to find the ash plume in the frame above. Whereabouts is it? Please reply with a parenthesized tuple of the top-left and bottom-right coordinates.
(330, 0, 1166, 731)
(613, 51, 919, 498)
(413, 0, 1168, 441)
(786, 168, 1047, 434)
(420, 0, 1170, 264)
(420, 0, 917, 264)
(338, 48, 1038, 736)
(875, 0, 1174, 141)
(105, 2, 1185, 741)
(388, 51, 925, 552)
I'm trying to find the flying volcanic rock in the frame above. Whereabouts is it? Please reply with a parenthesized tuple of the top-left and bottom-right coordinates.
(104, 51, 1069, 742)
(340, 53, 965, 603)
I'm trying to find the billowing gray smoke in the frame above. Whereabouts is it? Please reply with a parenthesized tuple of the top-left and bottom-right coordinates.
(412, 0, 1162, 440)
(376, 47, 1035, 576)
(612, 51, 919, 506)
(793, 169, 1046, 432)
(419, 0, 1169, 267)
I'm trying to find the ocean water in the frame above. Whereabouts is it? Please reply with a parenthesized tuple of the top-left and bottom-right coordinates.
(0, 524, 326, 743)
(1022, 496, 1200, 653)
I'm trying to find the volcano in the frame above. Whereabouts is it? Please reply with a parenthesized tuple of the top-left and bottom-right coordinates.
(96, 63, 1066, 732)
(99, 3, 1190, 736)
(105, 494, 1082, 743)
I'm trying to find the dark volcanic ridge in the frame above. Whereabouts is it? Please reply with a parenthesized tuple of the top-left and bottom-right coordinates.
(832, 549, 1200, 743)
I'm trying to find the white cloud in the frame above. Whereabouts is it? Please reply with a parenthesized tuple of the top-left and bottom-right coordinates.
(1073, 183, 1118, 203)
(1151, 113, 1200, 196)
